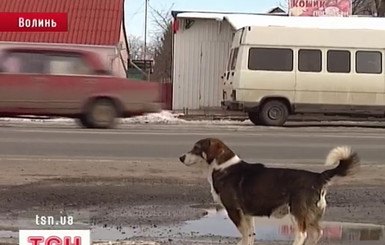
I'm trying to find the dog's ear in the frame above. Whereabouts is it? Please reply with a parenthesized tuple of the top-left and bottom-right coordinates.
(199, 138, 211, 152)
(206, 139, 226, 164)
(206, 138, 236, 165)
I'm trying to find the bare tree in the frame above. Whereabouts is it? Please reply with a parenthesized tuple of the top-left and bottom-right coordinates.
(126, 4, 172, 82)
(148, 4, 173, 83)
(150, 4, 174, 34)
(353, 0, 376, 15)
(128, 35, 144, 60)
(375, 0, 385, 16)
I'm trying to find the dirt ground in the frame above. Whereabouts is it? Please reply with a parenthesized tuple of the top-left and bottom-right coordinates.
(0, 157, 385, 244)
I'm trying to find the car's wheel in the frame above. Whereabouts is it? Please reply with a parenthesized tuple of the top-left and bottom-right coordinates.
(259, 100, 289, 126)
(77, 115, 90, 128)
(86, 99, 118, 129)
(248, 111, 261, 126)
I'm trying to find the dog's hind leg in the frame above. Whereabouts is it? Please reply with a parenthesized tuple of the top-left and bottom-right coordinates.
(227, 208, 255, 245)
(306, 193, 327, 245)
(290, 214, 307, 245)
(306, 222, 322, 245)
(305, 209, 324, 245)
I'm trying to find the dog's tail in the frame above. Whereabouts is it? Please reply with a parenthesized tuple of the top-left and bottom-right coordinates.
(320, 146, 359, 183)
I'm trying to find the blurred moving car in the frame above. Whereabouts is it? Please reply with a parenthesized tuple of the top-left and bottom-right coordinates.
(0, 47, 163, 128)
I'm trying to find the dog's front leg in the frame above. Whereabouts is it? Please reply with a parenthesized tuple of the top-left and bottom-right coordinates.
(227, 208, 255, 245)
(237, 215, 255, 245)
(244, 215, 255, 245)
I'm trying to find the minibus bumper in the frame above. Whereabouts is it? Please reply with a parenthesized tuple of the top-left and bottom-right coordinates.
(221, 100, 259, 112)
(221, 100, 243, 111)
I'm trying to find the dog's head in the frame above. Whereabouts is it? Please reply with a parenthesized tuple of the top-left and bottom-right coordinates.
(179, 138, 236, 167)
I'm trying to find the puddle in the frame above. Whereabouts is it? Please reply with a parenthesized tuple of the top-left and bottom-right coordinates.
(1, 207, 384, 242)
(89, 207, 385, 242)
(181, 208, 385, 241)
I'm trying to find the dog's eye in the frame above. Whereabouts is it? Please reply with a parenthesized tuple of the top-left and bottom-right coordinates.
(191, 146, 202, 155)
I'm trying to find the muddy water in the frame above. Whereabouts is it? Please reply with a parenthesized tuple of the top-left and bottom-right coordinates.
(89, 207, 385, 242)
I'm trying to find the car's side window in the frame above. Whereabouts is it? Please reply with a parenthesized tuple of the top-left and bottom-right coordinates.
(0, 55, 21, 73)
(47, 55, 91, 76)
(0, 52, 45, 74)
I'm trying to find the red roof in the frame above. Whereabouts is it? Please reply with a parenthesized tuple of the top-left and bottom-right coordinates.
(0, 0, 124, 46)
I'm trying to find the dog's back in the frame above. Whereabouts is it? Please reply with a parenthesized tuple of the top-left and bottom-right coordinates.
(212, 162, 324, 217)
(213, 148, 358, 214)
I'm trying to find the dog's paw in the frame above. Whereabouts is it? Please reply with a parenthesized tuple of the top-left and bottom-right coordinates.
(236, 239, 254, 245)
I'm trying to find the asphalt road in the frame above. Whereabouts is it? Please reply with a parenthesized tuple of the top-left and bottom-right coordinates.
(1, 123, 385, 164)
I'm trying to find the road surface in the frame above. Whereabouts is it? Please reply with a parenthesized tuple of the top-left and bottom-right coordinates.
(1, 123, 385, 245)
(1, 124, 385, 164)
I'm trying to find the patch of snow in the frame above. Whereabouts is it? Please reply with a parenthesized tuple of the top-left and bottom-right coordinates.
(0, 111, 251, 126)
(0, 117, 75, 124)
(176, 12, 226, 21)
(121, 111, 251, 125)
(120, 111, 186, 124)
(3, 111, 385, 127)
(188, 118, 252, 125)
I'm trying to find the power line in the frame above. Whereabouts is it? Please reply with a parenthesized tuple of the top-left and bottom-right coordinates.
(125, 3, 145, 24)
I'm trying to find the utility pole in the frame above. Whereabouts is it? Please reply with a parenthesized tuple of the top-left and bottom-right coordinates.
(144, 0, 149, 80)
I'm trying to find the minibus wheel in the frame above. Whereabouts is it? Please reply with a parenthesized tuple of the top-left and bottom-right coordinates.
(259, 100, 289, 126)
(248, 112, 261, 125)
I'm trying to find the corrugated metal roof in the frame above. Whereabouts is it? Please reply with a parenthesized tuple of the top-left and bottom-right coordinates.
(0, 0, 123, 46)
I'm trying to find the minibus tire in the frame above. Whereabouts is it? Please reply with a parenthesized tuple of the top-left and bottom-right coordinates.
(248, 112, 261, 125)
(259, 100, 288, 126)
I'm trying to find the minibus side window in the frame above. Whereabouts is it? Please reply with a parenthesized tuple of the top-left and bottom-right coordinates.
(248, 48, 293, 71)
(298, 49, 322, 72)
(227, 49, 234, 71)
(230, 48, 239, 70)
(356, 51, 382, 74)
(327, 50, 351, 73)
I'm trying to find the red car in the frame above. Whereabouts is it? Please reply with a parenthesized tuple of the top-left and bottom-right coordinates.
(0, 47, 163, 128)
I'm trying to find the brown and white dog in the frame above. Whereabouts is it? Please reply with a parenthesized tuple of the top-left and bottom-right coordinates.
(179, 138, 359, 245)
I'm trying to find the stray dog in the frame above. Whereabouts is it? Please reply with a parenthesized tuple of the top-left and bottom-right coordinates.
(179, 138, 359, 245)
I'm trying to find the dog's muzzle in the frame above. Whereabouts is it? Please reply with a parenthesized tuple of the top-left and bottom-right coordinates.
(179, 155, 186, 163)
(179, 154, 198, 166)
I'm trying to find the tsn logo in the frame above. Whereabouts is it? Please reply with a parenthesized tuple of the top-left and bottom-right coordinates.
(19, 230, 90, 245)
